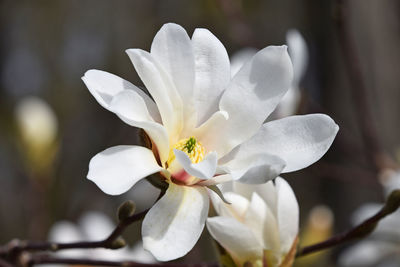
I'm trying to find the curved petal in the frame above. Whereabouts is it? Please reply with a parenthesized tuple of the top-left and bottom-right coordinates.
(286, 29, 308, 86)
(82, 70, 160, 122)
(110, 90, 170, 164)
(87, 146, 163, 195)
(150, 23, 194, 107)
(211, 46, 293, 158)
(207, 216, 263, 266)
(219, 152, 285, 184)
(244, 193, 280, 251)
(192, 28, 231, 125)
(214, 192, 250, 221)
(275, 177, 299, 254)
(174, 149, 217, 179)
(232, 114, 339, 173)
(126, 48, 183, 143)
(142, 183, 209, 261)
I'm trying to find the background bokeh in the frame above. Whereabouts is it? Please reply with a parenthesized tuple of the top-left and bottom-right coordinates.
(1, 0, 399, 266)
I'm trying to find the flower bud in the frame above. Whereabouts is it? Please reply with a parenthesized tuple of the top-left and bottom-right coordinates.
(118, 200, 136, 222)
(110, 237, 126, 249)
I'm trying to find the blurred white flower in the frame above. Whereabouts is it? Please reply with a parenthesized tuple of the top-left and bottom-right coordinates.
(14, 96, 58, 176)
(339, 170, 400, 266)
(229, 29, 309, 119)
(15, 96, 57, 148)
(83, 23, 338, 261)
(207, 177, 299, 267)
(46, 211, 156, 265)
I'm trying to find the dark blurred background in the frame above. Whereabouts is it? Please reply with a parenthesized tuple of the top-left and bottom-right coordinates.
(1, 0, 399, 265)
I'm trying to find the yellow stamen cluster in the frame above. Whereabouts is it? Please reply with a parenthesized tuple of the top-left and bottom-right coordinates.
(167, 137, 205, 167)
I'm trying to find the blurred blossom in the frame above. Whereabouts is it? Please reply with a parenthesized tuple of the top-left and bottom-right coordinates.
(207, 177, 299, 267)
(339, 170, 400, 266)
(296, 205, 334, 267)
(2, 47, 47, 97)
(229, 29, 309, 119)
(46, 211, 156, 265)
(82, 23, 338, 261)
(15, 96, 58, 178)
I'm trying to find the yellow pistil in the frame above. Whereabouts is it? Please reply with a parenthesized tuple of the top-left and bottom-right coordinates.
(167, 137, 205, 168)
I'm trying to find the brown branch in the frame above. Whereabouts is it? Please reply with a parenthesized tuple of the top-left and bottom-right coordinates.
(296, 189, 400, 257)
(27, 254, 218, 267)
(334, 0, 394, 171)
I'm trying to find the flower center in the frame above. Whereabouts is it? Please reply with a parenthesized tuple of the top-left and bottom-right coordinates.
(167, 137, 205, 167)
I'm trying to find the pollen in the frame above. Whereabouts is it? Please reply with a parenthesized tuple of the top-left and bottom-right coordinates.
(167, 137, 205, 167)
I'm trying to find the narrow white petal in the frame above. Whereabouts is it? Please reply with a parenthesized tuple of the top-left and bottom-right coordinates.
(142, 183, 209, 261)
(126, 49, 183, 142)
(151, 23, 194, 107)
(244, 193, 280, 251)
(87, 146, 163, 195)
(214, 46, 293, 157)
(192, 28, 231, 125)
(174, 149, 217, 179)
(286, 29, 308, 86)
(110, 91, 170, 164)
(272, 85, 301, 119)
(82, 70, 160, 122)
(231, 114, 338, 173)
(275, 177, 299, 254)
(207, 216, 263, 265)
(216, 192, 250, 221)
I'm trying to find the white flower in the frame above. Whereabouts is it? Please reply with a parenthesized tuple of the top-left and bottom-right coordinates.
(207, 177, 299, 267)
(82, 23, 338, 261)
(46, 211, 156, 266)
(229, 29, 308, 119)
(339, 169, 400, 266)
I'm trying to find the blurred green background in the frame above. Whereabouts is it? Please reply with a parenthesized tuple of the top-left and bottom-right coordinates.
(1, 0, 399, 266)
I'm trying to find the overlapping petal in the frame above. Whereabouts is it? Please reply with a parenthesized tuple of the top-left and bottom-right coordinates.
(87, 146, 163, 195)
(82, 70, 160, 122)
(126, 48, 183, 143)
(227, 114, 338, 173)
(207, 216, 263, 265)
(205, 46, 293, 158)
(174, 150, 218, 179)
(192, 28, 231, 125)
(142, 183, 209, 261)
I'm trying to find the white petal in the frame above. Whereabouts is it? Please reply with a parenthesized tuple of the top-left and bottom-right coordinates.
(49, 221, 82, 243)
(230, 48, 258, 77)
(207, 216, 263, 265)
(286, 29, 308, 86)
(272, 85, 301, 119)
(215, 192, 250, 220)
(192, 28, 231, 125)
(87, 146, 163, 195)
(174, 149, 217, 179)
(110, 90, 170, 164)
(219, 152, 285, 184)
(126, 49, 183, 142)
(142, 183, 209, 261)
(234, 114, 339, 173)
(275, 177, 299, 254)
(244, 193, 280, 251)
(151, 23, 194, 106)
(233, 181, 278, 215)
(79, 212, 114, 241)
(82, 70, 160, 122)
(214, 46, 293, 157)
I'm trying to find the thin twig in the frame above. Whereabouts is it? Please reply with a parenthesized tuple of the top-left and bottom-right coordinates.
(296, 189, 400, 257)
(28, 254, 218, 267)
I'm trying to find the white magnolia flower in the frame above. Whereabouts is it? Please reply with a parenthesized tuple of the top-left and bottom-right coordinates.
(230, 29, 308, 119)
(339, 170, 400, 266)
(46, 211, 156, 265)
(82, 23, 338, 261)
(207, 177, 299, 267)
